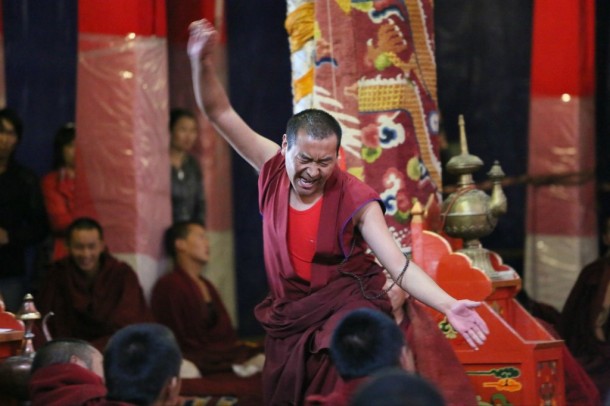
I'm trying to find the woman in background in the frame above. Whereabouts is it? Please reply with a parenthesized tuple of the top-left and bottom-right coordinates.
(170, 108, 205, 223)
(41, 123, 76, 261)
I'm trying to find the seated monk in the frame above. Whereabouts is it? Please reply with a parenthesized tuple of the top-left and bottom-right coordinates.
(384, 271, 477, 406)
(151, 222, 263, 389)
(103, 323, 182, 406)
(36, 217, 152, 351)
(28, 338, 106, 406)
(306, 308, 412, 406)
(560, 216, 610, 403)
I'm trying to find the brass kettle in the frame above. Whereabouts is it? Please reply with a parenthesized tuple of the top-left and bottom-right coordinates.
(441, 115, 507, 277)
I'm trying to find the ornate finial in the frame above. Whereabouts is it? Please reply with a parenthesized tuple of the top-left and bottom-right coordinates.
(446, 115, 483, 181)
(458, 114, 469, 155)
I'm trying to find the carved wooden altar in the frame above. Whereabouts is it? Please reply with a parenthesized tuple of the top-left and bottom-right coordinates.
(410, 200, 566, 405)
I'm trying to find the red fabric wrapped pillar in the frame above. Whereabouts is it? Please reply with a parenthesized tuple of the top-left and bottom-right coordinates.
(525, 0, 596, 310)
(75, 0, 169, 298)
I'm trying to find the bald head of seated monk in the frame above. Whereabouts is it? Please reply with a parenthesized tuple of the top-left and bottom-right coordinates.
(29, 338, 106, 406)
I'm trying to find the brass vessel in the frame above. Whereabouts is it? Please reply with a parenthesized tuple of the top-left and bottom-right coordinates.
(441, 115, 507, 278)
(0, 294, 41, 401)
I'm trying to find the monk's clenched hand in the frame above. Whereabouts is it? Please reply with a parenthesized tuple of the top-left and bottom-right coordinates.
(187, 19, 218, 62)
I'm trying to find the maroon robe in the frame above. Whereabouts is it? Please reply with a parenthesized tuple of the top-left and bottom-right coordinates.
(304, 377, 367, 406)
(29, 363, 106, 406)
(151, 266, 260, 373)
(560, 256, 610, 400)
(36, 253, 152, 351)
(256, 152, 391, 404)
(400, 298, 477, 406)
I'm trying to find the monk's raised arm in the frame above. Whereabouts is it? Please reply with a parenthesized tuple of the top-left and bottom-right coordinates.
(188, 19, 279, 172)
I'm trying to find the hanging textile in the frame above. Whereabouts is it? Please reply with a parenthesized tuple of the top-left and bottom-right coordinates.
(286, 0, 440, 249)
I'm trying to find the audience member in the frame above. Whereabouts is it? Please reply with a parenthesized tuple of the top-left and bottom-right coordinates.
(151, 221, 263, 375)
(36, 217, 152, 350)
(384, 272, 477, 405)
(306, 308, 409, 406)
(561, 215, 610, 402)
(169, 108, 205, 223)
(41, 122, 76, 261)
(350, 368, 445, 406)
(29, 338, 106, 406)
(103, 323, 182, 406)
(0, 107, 49, 311)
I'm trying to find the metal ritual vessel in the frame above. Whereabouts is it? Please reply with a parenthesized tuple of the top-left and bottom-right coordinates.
(16, 293, 41, 356)
(441, 115, 507, 278)
(0, 294, 41, 401)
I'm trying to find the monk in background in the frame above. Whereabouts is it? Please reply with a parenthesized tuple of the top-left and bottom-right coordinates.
(36, 217, 152, 351)
(152, 221, 263, 375)
(561, 216, 610, 402)
(151, 221, 263, 402)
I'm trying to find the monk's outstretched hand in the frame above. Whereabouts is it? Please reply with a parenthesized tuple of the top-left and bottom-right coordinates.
(446, 300, 489, 350)
(188, 19, 218, 62)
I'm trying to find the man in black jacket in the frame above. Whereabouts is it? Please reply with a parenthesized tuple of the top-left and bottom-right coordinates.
(0, 108, 48, 311)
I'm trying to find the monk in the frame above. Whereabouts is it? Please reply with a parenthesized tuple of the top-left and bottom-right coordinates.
(103, 323, 182, 406)
(36, 217, 152, 351)
(306, 308, 412, 406)
(188, 19, 489, 404)
(151, 221, 263, 378)
(561, 216, 610, 401)
(29, 338, 106, 406)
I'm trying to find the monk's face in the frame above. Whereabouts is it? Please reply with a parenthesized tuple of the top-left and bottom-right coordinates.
(180, 224, 210, 264)
(68, 228, 105, 275)
(281, 130, 338, 203)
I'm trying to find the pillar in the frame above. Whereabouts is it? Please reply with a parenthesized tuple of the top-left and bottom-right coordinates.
(525, 0, 597, 310)
(75, 0, 170, 298)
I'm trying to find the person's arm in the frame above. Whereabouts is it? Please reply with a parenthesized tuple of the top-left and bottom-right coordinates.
(357, 201, 489, 349)
(188, 19, 278, 172)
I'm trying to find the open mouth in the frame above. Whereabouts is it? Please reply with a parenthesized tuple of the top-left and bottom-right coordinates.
(298, 177, 317, 190)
